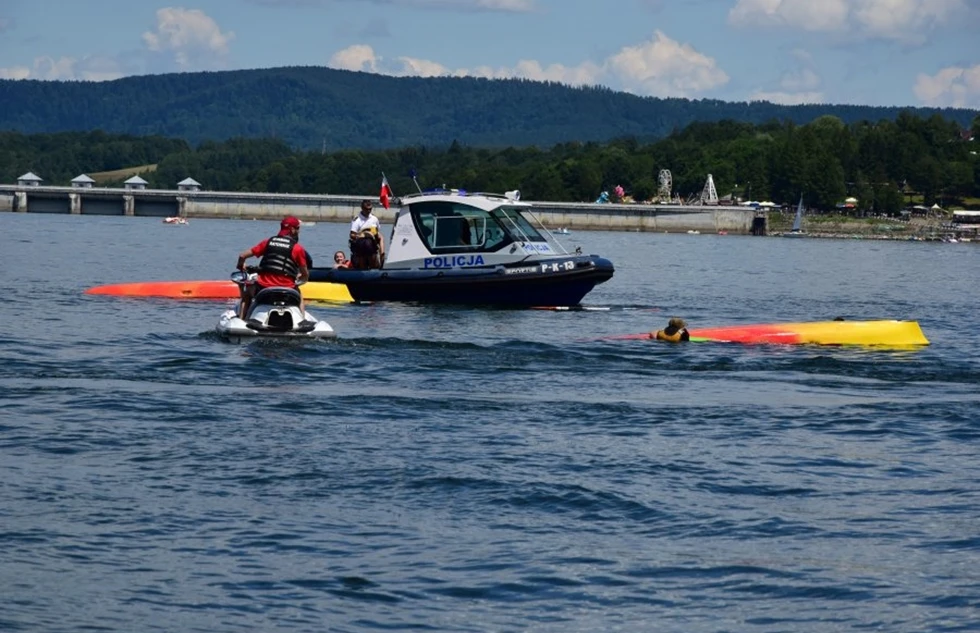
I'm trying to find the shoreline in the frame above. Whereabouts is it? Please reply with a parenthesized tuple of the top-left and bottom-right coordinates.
(766, 213, 976, 242)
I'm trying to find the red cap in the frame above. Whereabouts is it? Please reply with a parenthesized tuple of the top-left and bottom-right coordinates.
(281, 216, 300, 229)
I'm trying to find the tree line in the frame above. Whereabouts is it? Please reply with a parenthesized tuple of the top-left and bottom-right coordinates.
(2, 112, 977, 214)
(0, 66, 976, 151)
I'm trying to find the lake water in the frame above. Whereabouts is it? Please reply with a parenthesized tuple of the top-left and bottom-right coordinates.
(2, 212, 979, 633)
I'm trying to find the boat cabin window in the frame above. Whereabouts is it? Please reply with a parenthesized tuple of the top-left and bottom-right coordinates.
(490, 207, 547, 244)
(412, 201, 517, 253)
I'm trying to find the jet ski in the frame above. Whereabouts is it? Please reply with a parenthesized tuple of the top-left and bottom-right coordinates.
(216, 269, 336, 343)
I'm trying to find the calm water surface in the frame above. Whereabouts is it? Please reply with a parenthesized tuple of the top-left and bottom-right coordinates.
(2, 213, 979, 632)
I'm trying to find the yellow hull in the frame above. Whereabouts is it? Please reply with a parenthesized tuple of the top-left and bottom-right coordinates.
(690, 320, 930, 347)
(87, 279, 352, 303)
(784, 320, 929, 346)
(302, 282, 352, 303)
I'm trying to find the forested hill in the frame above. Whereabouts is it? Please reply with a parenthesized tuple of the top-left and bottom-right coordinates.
(0, 66, 976, 151)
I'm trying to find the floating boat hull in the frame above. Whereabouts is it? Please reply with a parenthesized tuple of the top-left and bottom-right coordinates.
(611, 320, 930, 347)
(84, 280, 238, 299)
(310, 255, 614, 306)
(688, 320, 929, 346)
(85, 280, 352, 302)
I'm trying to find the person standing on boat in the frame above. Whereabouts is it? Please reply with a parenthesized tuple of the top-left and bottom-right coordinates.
(349, 199, 385, 269)
(236, 215, 309, 318)
(652, 318, 690, 342)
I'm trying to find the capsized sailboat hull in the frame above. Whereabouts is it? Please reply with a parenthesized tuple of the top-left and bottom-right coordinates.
(84, 280, 353, 302)
(85, 280, 238, 298)
(688, 320, 929, 346)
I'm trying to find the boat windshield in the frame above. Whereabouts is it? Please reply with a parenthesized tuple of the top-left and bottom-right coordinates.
(411, 201, 547, 253)
(490, 207, 547, 243)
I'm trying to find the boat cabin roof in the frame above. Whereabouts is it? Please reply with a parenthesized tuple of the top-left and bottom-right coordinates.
(399, 189, 529, 212)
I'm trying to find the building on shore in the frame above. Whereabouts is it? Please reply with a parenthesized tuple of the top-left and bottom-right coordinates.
(17, 172, 42, 187)
(71, 174, 96, 189)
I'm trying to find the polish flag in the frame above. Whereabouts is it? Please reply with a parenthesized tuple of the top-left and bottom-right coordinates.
(379, 177, 392, 209)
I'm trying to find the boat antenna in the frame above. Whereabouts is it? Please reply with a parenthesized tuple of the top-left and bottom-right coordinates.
(410, 168, 423, 194)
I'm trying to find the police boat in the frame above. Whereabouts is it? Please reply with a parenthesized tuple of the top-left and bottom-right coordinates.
(216, 269, 336, 343)
(309, 189, 615, 306)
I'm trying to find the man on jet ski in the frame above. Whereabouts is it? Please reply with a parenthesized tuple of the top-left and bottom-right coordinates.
(236, 215, 310, 318)
(349, 199, 385, 269)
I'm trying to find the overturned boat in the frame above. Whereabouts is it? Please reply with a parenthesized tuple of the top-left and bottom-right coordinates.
(85, 279, 352, 302)
(687, 320, 929, 346)
(609, 320, 929, 347)
(309, 189, 614, 306)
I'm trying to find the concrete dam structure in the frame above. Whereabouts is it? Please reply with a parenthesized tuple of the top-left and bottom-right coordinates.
(0, 185, 765, 234)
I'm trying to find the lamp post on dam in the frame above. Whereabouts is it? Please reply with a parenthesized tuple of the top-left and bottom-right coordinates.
(0, 181, 764, 234)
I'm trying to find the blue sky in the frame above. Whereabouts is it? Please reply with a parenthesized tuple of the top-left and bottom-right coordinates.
(0, 0, 978, 109)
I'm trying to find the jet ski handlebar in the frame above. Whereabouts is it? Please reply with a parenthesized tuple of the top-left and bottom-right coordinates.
(231, 266, 305, 286)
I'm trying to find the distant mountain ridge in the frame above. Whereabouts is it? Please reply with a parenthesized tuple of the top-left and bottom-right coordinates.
(0, 66, 975, 151)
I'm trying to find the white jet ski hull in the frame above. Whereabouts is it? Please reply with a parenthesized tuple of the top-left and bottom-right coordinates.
(216, 307, 336, 343)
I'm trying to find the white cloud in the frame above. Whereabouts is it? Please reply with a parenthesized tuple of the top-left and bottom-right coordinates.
(605, 31, 729, 97)
(749, 90, 824, 105)
(248, 0, 535, 11)
(0, 8, 232, 80)
(729, 0, 970, 41)
(729, 0, 850, 31)
(853, 0, 967, 39)
(142, 7, 235, 70)
(395, 56, 452, 77)
(914, 64, 980, 108)
(328, 30, 728, 98)
(0, 66, 30, 80)
(454, 59, 603, 85)
(0, 56, 125, 81)
(328, 44, 381, 73)
(465, 0, 534, 10)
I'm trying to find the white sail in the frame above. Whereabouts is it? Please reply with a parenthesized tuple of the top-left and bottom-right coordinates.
(791, 194, 804, 232)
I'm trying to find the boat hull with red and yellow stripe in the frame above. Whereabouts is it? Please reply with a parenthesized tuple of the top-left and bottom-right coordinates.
(84, 280, 352, 303)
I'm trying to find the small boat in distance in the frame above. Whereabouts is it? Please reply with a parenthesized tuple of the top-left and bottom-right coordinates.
(310, 188, 614, 306)
(163, 216, 188, 225)
(554, 227, 571, 235)
(783, 194, 806, 238)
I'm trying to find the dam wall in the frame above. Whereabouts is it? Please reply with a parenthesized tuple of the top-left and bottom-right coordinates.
(0, 185, 763, 234)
